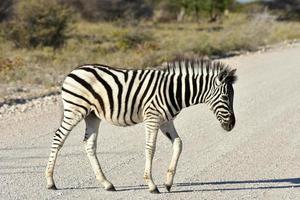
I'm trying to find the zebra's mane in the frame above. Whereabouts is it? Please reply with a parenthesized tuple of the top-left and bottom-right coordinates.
(86, 58, 237, 84)
(163, 58, 237, 84)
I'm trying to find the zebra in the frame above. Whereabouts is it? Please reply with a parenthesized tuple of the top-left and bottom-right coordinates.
(45, 58, 237, 193)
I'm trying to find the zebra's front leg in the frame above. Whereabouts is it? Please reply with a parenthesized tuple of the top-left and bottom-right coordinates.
(144, 120, 160, 193)
(84, 113, 115, 191)
(160, 120, 183, 192)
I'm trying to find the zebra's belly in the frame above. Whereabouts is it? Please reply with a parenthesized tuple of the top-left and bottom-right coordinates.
(97, 112, 144, 127)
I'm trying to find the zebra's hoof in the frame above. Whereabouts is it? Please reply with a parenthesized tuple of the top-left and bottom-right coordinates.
(47, 184, 57, 190)
(150, 187, 160, 194)
(106, 185, 116, 191)
(164, 184, 171, 192)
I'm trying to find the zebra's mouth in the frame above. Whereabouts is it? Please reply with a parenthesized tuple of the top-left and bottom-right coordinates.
(221, 122, 234, 132)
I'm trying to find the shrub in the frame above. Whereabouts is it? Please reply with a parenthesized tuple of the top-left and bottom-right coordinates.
(5, 0, 73, 48)
(0, 0, 13, 22)
(61, 0, 153, 22)
(190, 13, 276, 56)
(0, 56, 25, 73)
(116, 29, 156, 50)
(266, 0, 300, 21)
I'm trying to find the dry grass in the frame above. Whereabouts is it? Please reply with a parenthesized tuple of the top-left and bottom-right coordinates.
(0, 13, 300, 101)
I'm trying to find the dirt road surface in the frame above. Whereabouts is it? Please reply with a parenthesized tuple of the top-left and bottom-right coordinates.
(1, 43, 300, 200)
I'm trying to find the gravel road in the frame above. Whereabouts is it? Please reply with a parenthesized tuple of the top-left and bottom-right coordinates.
(1, 43, 300, 200)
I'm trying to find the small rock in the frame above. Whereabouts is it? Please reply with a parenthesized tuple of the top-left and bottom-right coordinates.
(20, 106, 27, 112)
(0, 94, 61, 117)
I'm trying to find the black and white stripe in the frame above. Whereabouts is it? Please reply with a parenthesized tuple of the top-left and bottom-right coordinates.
(45, 59, 237, 193)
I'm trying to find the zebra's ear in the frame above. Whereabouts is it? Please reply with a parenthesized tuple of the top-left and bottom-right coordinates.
(227, 69, 237, 84)
(217, 70, 228, 84)
(217, 69, 237, 84)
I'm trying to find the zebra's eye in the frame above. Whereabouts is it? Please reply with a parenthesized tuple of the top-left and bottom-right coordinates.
(221, 96, 229, 101)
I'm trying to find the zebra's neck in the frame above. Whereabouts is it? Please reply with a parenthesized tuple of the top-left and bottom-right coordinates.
(164, 60, 218, 110)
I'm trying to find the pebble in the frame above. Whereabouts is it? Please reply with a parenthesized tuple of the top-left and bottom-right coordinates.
(0, 94, 61, 117)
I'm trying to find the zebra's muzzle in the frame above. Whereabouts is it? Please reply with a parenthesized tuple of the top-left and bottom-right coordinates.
(221, 115, 235, 132)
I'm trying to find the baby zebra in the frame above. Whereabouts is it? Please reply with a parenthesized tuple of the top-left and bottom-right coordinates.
(45, 58, 237, 193)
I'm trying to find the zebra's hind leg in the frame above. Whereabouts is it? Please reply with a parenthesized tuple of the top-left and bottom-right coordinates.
(45, 110, 83, 190)
(143, 118, 160, 193)
(160, 120, 182, 192)
(84, 112, 115, 191)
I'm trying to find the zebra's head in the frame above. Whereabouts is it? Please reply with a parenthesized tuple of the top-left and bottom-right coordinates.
(207, 67, 237, 132)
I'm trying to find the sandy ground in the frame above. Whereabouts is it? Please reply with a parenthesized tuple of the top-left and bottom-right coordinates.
(1, 43, 300, 200)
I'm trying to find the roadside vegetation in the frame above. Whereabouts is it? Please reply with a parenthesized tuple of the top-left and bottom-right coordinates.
(0, 0, 299, 103)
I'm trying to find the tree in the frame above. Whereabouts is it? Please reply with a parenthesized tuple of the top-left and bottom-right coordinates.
(165, 0, 235, 21)
(209, 0, 235, 21)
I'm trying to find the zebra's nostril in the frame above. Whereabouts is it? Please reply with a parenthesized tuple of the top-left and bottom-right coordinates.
(221, 121, 234, 132)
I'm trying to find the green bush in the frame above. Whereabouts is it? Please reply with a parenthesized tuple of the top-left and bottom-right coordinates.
(5, 0, 73, 48)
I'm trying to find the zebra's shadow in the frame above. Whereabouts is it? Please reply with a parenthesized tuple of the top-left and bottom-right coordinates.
(115, 178, 300, 193)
